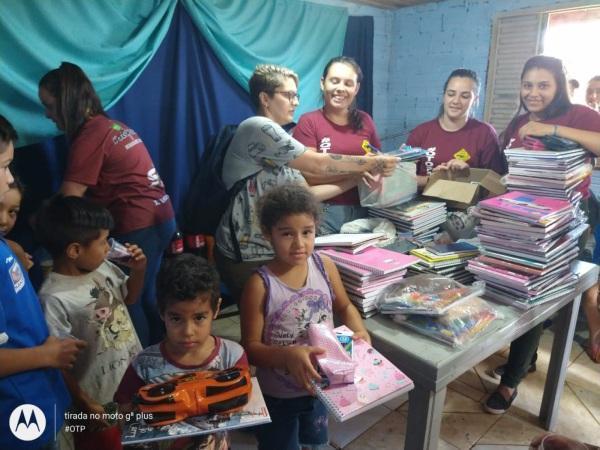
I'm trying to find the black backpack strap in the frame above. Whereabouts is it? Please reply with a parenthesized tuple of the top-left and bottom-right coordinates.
(228, 175, 255, 263)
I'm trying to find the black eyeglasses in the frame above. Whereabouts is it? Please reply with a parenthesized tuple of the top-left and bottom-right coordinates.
(274, 90, 300, 102)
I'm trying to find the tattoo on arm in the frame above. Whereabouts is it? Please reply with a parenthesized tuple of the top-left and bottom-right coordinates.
(324, 154, 368, 175)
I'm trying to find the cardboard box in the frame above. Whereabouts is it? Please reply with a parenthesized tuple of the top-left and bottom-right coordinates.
(422, 168, 505, 209)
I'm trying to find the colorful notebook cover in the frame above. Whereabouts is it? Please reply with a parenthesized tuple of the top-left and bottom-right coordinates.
(478, 191, 572, 224)
(320, 247, 419, 275)
(314, 326, 414, 422)
(121, 377, 270, 445)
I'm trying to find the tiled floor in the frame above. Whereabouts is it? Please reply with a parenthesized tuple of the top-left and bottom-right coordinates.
(213, 307, 600, 449)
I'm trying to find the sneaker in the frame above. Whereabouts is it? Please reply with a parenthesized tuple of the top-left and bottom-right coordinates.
(484, 388, 518, 414)
(492, 362, 536, 379)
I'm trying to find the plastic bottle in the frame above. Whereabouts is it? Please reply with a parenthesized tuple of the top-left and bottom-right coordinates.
(168, 230, 184, 256)
(185, 233, 206, 258)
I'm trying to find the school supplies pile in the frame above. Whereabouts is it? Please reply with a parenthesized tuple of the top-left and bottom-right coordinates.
(467, 191, 587, 308)
(504, 139, 590, 203)
(407, 241, 479, 284)
(391, 296, 499, 347)
(368, 200, 447, 243)
(309, 324, 413, 422)
(319, 247, 419, 318)
(377, 275, 485, 316)
(314, 232, 386, 254)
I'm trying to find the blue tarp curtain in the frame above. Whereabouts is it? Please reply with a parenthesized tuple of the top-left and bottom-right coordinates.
(6, 3, 373, 267)
(181, 0, 348, 118)
(1, 0, 348, 147)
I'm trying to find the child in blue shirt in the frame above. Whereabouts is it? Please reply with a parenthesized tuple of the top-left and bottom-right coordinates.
(0, 115, 85, 450)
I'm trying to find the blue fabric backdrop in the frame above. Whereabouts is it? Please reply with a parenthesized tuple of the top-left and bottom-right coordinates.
(182, 0, 348, 118)
(10, 6, 374, 280)
(343, 16, 375, 116)
(0, 0, 178, 146)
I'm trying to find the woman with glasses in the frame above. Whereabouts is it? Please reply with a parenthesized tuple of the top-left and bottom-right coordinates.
(293, 56, 381, 235)
(215, 64, 396, 304)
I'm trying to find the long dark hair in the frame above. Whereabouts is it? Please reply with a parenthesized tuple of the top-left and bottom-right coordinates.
(322, 56, 363, 131)
(39, 62, 105, 140)
(500, 55, 571, 149)
(437, 69, 480, 118)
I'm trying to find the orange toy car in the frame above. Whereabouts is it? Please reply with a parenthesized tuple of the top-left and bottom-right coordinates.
(134, 366, 252, 426)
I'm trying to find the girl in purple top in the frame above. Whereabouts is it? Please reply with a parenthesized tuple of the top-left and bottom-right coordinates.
(407, 69, 503, 188)
(240, 184, 370, 450)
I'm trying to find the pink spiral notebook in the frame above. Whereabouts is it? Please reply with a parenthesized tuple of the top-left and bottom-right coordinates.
(313, 326, 414, 422)
(320, 247, 419, 275)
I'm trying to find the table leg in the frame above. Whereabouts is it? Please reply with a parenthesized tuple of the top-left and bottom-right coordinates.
(539, 293, 582, 430)
(404, 384, 446, 450)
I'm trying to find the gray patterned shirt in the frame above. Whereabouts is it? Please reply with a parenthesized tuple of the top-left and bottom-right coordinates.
(216, 116, 307, 261)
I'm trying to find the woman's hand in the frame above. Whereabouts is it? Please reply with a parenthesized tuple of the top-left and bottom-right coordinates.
(372, 155, 397, 177)
(284, 345, 325, 393)
(518, 121, 555, 139)
(433, 159, 469, 172)
(361, 171, 380, 188)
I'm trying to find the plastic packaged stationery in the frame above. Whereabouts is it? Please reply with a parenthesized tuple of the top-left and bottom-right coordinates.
(308, 323, 357, 385)
(358, 162, 417, 208)
(392, 296, 499, 347)
(377, 274, 485, 316)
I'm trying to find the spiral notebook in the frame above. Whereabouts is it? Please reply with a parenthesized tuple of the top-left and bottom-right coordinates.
(319, 247, 419, 275)
(314, 326, 414, 422)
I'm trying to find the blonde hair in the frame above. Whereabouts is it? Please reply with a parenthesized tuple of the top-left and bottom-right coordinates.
(249, 64, 299, 109)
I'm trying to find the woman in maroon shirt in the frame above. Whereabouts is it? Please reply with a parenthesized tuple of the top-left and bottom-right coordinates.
(38, 62, 176, 347)
(294, 57, 382, 235)
(486, 55, 600, 416)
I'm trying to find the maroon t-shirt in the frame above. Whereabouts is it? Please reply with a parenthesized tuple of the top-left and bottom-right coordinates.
(293, 109, 381, 205)
(407, 118, 504, 176)
(505, 104, 600, 198)
(64, 115, 174, 234)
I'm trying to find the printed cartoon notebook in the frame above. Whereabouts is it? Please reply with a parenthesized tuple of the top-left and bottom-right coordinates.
(313, 326, 414, 422)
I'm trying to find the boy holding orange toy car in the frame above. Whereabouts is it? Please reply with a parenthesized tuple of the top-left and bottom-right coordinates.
(114, 254, 248, 449)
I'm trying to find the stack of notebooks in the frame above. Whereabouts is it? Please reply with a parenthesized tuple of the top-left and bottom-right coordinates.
(368, 200, 447, 243)
(319, 247, 419, 318)
(504, 139, 590, 204)
(408, 242, 479, 284)
(467, 191, 587, 308)
(314, 233, 385, 254)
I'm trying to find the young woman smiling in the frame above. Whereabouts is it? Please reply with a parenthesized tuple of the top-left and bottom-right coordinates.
(407, 69, 504, 188)
(293, 56, 382, 235)
(486, 55, 600, 415)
